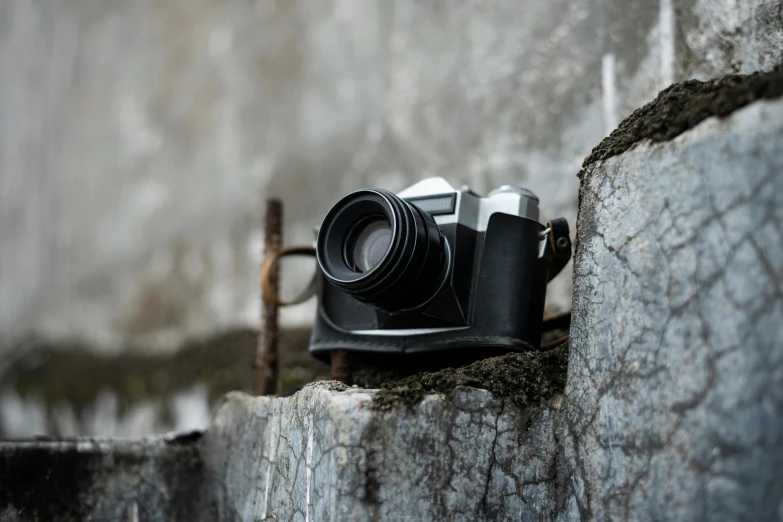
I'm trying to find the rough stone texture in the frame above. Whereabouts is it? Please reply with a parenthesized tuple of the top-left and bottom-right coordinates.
(565, 96, 783, 520)
(369, 342, 569, 413)
(2, 0, 783, 355)
(200, 385, 560, 522)
(0, 434, 204, 522)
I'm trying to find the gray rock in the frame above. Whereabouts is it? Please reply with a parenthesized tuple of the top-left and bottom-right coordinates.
(566, 95, 783, 520)
(200, 385, 560, 522)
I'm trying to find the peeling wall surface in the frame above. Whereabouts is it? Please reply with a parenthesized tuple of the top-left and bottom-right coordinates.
(1, 0, 782, 353)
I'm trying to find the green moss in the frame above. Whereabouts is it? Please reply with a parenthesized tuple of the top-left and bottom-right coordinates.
(370, 340, 569, 412)
(583, 62, 783, 168)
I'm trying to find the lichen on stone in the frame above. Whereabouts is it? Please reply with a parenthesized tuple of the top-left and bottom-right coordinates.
(370, 341, 569, 412)
(304, 380, 350, 393)
(583, 62, 783, 168)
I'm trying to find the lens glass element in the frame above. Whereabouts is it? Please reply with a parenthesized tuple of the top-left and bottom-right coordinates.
(347, 218, 392, 273)
(317, 188, 447, 312)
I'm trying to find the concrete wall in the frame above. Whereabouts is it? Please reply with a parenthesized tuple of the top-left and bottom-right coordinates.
(1, 0, 782, 354)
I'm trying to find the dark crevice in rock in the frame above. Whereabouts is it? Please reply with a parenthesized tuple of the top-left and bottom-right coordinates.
(0, 441, 203, 521)
(582, 61, 783, 168)
(166, 430, 204, 446)
(369, 341, 569, 412)
(0, 445, 100, 520)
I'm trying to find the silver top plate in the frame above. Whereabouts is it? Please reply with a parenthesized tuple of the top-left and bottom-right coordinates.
(397, 177, 541, 232)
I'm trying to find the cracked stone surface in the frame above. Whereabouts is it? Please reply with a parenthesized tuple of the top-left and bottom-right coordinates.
(200, 386, 560, 522)
(565, 96, 783, 521)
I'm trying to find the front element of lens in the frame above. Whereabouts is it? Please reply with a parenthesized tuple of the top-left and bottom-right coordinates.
(316, 189, 446, 312)
(346, 217, 393, 273)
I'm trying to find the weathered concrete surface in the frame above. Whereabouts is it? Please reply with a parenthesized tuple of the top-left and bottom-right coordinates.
(564, 95, 783, 520)
(2, 0, 783, 355)
(0, 434, 205, 522)
(201, 384, 561, 522)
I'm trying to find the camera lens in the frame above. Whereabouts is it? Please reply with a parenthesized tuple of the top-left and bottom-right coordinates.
(316, 189, 447, 312)
(346, 217, 392, 273)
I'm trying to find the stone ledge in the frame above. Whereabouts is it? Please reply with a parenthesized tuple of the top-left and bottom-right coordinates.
(201, 384, 560, 522)
(567, 93, 783, 521)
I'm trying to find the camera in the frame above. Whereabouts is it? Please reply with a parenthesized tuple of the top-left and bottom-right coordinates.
(309, 177, 571, 365)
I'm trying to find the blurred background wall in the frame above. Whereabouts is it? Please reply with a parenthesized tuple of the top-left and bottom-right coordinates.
(1, 0, 782, 436)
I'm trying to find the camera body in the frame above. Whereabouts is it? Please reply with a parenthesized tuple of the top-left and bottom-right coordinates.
(309, 177, 570, 362)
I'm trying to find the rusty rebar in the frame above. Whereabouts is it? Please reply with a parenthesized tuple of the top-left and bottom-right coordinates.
(330, 349, 351, 383)
(256, 199, 283, 395)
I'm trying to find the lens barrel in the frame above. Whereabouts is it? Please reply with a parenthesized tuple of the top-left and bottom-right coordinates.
(316, 189, 446, 312)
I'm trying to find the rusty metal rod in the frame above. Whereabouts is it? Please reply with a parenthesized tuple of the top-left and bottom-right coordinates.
(256, 198, 283, 395)
(330, 349, 351, 383)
